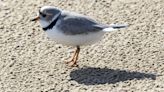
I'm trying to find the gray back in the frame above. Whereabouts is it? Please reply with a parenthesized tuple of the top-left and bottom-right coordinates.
(56, 11, 108, 35)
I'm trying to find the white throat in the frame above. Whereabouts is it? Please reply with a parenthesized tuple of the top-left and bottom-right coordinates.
(39, 20, 49, 28)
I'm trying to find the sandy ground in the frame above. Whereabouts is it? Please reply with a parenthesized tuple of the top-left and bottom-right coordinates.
(0, 0, 164, 92)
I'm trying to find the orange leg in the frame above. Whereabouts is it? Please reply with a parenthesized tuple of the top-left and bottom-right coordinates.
(66, 46, 80, 67)
(65, 48, 77, 64)
(69, 46, 80, 67)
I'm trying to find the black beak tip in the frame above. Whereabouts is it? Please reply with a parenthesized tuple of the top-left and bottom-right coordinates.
(31, 19, 36, 21)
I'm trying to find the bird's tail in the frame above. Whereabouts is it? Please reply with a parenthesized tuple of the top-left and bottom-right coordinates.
(102, 24, 128, 32)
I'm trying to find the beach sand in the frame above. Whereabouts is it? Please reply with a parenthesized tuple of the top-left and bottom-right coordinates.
(0, 0, 164, 91)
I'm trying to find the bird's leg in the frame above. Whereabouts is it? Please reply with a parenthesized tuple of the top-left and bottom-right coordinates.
(70, 49, 77, 62)
(65, 48, 77, 64)
(66, 46, 80, 67)
(69, 46, 80, 67)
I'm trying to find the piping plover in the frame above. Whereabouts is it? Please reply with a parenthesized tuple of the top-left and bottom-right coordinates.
(32, 6, 127, 67)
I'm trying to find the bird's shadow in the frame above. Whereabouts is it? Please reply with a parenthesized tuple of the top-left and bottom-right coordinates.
(69, 67, 156, 85)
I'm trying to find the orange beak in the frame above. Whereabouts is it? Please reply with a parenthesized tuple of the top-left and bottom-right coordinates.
(31, 16, 40, 21)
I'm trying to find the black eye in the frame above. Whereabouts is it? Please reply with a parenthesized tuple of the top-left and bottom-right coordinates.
(39, 9, 46, 17)
(42, 14, 46, 17)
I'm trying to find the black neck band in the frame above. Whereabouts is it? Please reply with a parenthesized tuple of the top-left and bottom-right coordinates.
(42, 14, 61, 31)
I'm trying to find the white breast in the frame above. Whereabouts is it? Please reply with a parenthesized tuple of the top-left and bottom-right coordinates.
(45, 27, 105, 46)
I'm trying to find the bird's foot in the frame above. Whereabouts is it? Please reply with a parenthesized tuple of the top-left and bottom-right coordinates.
(64, 60, 72, 64)
(65, 60, 78, 67)
(64, 59, 74, 64)
(68, 62, 78, 67)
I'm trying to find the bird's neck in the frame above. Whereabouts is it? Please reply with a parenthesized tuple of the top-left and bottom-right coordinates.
(42, 13, 61, 31)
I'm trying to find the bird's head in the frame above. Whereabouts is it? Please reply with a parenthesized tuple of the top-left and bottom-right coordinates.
(31, 6, 61, 28)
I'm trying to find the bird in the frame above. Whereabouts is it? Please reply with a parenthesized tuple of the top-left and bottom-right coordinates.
(31, 6, 128, 67)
